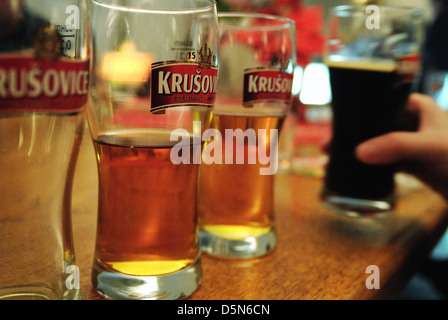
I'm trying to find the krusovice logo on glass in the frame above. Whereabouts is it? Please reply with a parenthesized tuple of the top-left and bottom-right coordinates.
(150, 43, 293, 176)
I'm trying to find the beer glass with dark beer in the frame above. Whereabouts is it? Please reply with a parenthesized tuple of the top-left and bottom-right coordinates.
(321, 5, 424, 217)
(198, 13, 296, 259)
(88, 0, 218, 299)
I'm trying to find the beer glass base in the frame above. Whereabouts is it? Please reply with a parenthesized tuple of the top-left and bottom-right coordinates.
(0, 285, 81, 300)
(91, 256, 202, 300)
(199, 228, 277, 259)
(321, 190, 395, 218)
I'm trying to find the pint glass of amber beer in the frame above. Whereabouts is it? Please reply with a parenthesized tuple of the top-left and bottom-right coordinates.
(0, 0, 88, 300)
(321, 6, 424, 217)
(88, 0, 218, 299)
(198, 13, 296, 259)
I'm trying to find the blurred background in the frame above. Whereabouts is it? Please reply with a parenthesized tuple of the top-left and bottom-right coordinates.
(216, 0, 448, 300)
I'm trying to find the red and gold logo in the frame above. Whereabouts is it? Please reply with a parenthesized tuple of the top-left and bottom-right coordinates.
(0, 26, 89, 113)
(150, 43, 218, 114)
(396, 54, 421, 84)
(243, 68, 293, 107)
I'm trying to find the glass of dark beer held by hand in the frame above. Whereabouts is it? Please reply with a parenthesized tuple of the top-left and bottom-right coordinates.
(198, 13, 296, 259)
(88, 0, 218, 299)
(321, 5, 424, 217)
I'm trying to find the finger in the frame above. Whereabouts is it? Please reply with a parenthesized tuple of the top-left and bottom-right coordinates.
(355, 131, 448, 165)
(406, 93, 448, 131)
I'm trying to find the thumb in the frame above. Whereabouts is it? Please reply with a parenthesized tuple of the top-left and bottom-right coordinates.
(355, 132, 444, 165)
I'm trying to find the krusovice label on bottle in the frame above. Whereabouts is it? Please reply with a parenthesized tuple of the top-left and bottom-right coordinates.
(243, 67, 294, 107)
(151, 59, 218, 114)
(396, 54, 421, 84)
(0, 55, 89, 113)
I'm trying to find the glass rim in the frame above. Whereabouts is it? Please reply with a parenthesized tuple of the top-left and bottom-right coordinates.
(332, 4, 423, 17)
(218, 12, 295, 31)
(90, 0, 217, 14)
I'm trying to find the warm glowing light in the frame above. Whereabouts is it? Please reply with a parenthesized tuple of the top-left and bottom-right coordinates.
(101, 41, 153, 84)
(299, 62, 332, 105)
(291, 66, 303, 96)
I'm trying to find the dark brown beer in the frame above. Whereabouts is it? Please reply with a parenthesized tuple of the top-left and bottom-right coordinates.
(324, 60, 413, 200)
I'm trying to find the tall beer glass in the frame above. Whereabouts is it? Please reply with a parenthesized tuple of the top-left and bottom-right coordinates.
(198, 13, 296, 259)
(88, 0, 218, 299)
(0, 0, 88, 299)
(321, 6, 424, 217)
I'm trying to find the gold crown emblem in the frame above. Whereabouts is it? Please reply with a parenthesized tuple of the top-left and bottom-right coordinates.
(198, 43, 213, 69)
(34, 26, 63, 61)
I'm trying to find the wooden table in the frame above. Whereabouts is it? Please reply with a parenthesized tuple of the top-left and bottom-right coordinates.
(72, 130, 448, 300)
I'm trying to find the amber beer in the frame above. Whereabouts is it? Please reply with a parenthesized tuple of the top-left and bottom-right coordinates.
(198, 109, 284, 241)
(322, 59, 414, 214)
(92, 130, 200, 277)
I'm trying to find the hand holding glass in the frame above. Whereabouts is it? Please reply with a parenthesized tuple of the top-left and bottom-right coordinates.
(321, 5, 424, 217)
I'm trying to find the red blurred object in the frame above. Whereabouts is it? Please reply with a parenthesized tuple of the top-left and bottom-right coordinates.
(260, 0, 325, 66)
(218, 0, 325, 66)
